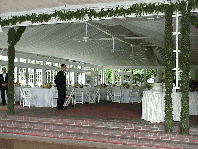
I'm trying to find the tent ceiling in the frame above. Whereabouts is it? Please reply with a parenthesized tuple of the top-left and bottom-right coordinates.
(0, 0, 197, 67)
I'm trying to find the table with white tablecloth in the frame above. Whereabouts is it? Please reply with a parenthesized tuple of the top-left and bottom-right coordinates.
(14, 87, 21, 102)
(15, 87, 57, 107)
(121, 88, 130, 103)
(142, 90, 198, 123)
(30, 88, 55, 107)
(100, 87, 107, 100)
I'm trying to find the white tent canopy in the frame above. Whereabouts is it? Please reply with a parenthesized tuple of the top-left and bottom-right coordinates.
(0, 0, 198, 67)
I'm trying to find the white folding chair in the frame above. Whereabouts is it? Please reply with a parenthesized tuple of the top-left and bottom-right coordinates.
(106, 87, 113, 102)
(112, 88, 122, 103)
(74, 88, 84, 104)
(130, 87, 141, 103)
(51, 87, 58, 108)
(64, 88, 75, 107)
(19, 87, 24, 106)
(88, 88, 100, 104)
(20, 88, 34, 108)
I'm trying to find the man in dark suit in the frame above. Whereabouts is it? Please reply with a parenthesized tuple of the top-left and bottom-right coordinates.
(55, 64, 67, 110)
(0, 67, 8, 106)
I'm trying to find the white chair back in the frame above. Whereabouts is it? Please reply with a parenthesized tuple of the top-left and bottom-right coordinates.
(21, 88, 33, 108)
(22, 88, 32, 98)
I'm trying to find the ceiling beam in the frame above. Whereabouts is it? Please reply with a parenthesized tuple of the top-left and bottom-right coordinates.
(0, 48, 99, 68)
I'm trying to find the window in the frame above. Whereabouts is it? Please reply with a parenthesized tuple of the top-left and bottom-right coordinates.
(53, 63, 59, 67)
(0, 55, 8, 61)
(84, 67, 90, 70)
(36, 60, 43, 65)
(19, 68, 26, 85)
(46, 62, 51, 66)
(28, 68, 34, 87)
(77, 65, 81, 69)
(46, 70, 52, 83)
(35, 69, 42, 86)
(14, 58, 18, 62)
(28, 59, 35, 64)
(70, 65, 75, 69)
(20, 58, 26, 63)
(124, 69, 131, 72)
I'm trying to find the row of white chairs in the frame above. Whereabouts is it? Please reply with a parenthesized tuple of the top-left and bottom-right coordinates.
(19, 86, 142, 108)
(19, 87, 102, 108)
(106, 87, 141, 104)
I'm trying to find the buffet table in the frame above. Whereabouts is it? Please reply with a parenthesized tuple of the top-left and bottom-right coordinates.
(142, 90, 198, 123)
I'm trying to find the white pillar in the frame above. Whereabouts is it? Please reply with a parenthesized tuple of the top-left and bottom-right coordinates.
(144, 69, 146, 85)
(42, 68, 46, 83)
(74, 71, 77, 84)
(130, 71, 132, 85)
(172, 11, 181, 89)
(101, 68, 104, 84)
(68, 71, 70, 85)
(131, 69, 133, 84)
(112, 69, 115, 84)
(121, 70, 124, 84)
(156, 68, 160, 82)
(34, 69, 36, 86)
(96, 73, 98, 85)
(17, 67, 19, 82)
(26, 68, 28, 85)
(50, 70, 52, 83)
(91, 72, 94, 87)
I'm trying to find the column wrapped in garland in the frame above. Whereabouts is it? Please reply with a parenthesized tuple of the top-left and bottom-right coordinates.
(7, 26, 26, 115)
(179, 4, 190, 135)
(164, 7, 174, 133)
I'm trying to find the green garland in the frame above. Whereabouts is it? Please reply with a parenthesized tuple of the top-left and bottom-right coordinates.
(164, 7, 174, 134)
(0, 1, 197, 27)
(179, 5, 191, 135)
(7, 26, 26, 115)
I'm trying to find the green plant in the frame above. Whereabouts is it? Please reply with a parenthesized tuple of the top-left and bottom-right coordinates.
(179, 2, 191, 135)
(164, 7, 174, 133)
(7, 26, 26, 115)
(0, 1, 197, 28)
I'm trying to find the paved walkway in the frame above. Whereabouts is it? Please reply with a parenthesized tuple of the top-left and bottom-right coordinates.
(0, 101, 197, 149)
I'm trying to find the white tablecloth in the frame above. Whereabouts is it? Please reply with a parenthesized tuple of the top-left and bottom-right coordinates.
(14, 87, 21, 102)
(100, 88, 107, 100)
(121, 89, 130, 103)
(15, 87, 57, 107)
(30, 88, 55, 107)
(142, 90, 198, 123)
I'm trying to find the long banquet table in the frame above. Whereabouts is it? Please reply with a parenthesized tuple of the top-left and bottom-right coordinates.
(142, 90, 198, 123)
(15, 87, 57, 107)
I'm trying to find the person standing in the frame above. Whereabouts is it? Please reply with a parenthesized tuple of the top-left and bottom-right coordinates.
(55, 64, 67, 110)
(0, 67, 8, 106)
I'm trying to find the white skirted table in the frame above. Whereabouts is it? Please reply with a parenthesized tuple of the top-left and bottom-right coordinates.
(14, 87, 57, 107)
(121, 88, 130, 103)
(100, 87, 107, 100)
(30, 88, 55, 107)
(142, 90, 198, 123)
